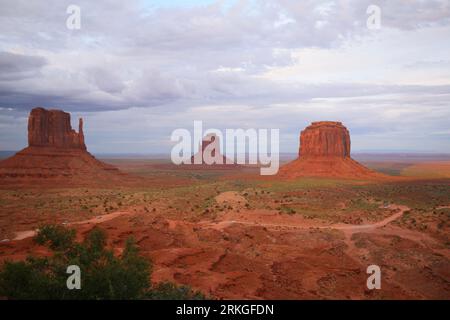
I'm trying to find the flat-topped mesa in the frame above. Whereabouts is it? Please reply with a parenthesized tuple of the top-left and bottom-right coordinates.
(28, 107, 86, 150)
(299, 121, 350, 158)
(279, 121, 386, 179)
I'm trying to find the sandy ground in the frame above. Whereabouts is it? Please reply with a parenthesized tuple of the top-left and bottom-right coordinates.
(2, 194, 448, 299)
(0, 158, 449, 299)
(13, 210, 133, 241)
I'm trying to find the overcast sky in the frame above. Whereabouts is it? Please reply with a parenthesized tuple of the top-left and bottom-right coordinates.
(0, 0, 449, 154)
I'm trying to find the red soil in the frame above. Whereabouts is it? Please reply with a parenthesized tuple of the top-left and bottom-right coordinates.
(2, 201, 448, 299)
(279, 156, 386, 179)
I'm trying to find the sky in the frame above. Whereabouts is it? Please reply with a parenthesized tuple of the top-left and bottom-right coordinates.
(0, 0, 449, 154)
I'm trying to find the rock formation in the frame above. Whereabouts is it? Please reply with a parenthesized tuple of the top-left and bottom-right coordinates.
(280, 121, 384, 179)
(188, 133, 237, 168)
(0, 107, 129, 186)
(299, 122, 350, 158)
(28, 108, 86, 149)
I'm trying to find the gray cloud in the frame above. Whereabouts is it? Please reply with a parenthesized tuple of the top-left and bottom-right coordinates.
(0, 52, 47, 80)
(0, 0, 449, 152)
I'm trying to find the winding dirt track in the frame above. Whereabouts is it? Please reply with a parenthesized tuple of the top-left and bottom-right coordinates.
(13, 210, 132, 241)
(7, 202, 448, 299)
(199, 204, 410, 234)
(12, 205, 409, 241)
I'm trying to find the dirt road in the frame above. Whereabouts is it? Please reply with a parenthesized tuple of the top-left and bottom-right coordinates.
(12, 204, 409, 241)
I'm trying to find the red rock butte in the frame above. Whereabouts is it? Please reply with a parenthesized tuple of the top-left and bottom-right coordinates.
(28, 108, 86, 150)
(187, 133, 237, 168)
(0, 107, 128, 186)
(280, 121, 384, 179)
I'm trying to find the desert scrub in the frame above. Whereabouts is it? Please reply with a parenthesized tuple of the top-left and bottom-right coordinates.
(279, 206, 296, 215)
(146, 282, 206, 300)
(0, 225, 206, 300)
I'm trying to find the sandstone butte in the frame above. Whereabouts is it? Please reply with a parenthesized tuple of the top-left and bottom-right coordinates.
(0, 107, 129, 186)
(279, 121, 386, 179)
(187, 133, 237, 168)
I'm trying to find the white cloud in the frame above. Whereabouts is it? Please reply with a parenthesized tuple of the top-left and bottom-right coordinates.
(0, 0, 449, 153)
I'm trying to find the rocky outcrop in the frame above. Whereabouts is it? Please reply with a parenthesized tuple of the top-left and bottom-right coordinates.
(299, 122, 350, 158)
(0, 107, 131, 186)
(280, 121, 385, 179)
(188, 133, 236, 167)
(28, 108, 86, 149)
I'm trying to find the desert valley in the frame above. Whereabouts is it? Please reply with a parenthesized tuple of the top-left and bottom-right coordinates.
(0, 108, 448, 300)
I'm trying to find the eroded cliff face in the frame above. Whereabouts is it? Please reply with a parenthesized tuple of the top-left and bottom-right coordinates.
(299, 121, 350, 158)
(189, 133, 236, 166)
(0, 107, 131, 186)
(280, 121, 385, 179)
(28, 108, 86, 150)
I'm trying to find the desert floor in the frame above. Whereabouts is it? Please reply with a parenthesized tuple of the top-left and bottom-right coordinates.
(0, 157, 449, 299)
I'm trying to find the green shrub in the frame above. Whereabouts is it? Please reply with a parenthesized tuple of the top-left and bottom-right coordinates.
(0, 225, 205, 300)
(34, 224, 76, 251)
(146, 282, 207, 300)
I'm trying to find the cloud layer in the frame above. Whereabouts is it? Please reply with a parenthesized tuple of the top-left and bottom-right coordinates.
(0, 0, 449, 153)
